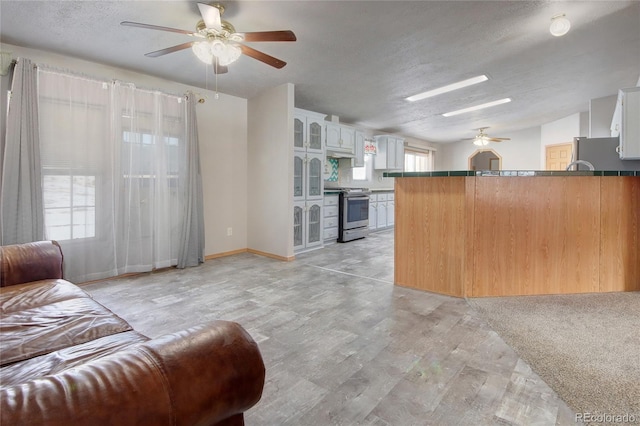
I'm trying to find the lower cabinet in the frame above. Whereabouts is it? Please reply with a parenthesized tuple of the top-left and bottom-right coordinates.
(323, 194, 339, 242)
(294, 200, 323, 252)
(369, 192, 394, 230)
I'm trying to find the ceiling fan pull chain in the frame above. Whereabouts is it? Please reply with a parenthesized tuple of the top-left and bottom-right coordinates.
(214, 58, 219, 99)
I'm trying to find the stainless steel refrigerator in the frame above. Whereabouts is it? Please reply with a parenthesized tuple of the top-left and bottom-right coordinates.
(575, 137, 640, 171)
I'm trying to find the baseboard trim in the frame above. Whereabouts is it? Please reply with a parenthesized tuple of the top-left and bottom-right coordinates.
(205, 248, 294, 262)
(204, 249, 248, 260)
(247, 248, 295, 262)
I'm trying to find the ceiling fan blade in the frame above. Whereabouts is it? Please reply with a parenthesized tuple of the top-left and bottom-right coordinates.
(197, 3, 222, 31)
(242, 30, 297, 42)
(213, 62, 228, 74)
(240, 45, 287, 69)
(145, 42, 195, 57)
(489, 137, 511, 142)
(121, 21, 195, 36)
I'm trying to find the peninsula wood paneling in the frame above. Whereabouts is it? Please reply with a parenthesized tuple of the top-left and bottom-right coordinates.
(394, 175, 638, 298)
(472, 177, 600, 296)
(394, 177, 470, 297)
(599, 177, 640, 292)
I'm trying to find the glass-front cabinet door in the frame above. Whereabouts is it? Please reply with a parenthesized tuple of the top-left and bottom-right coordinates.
(293, 115, 305, 151)
(306, 203, 322, 248)
(293, 203, 304, 250)
(307, 120, 323, 153)
(306, 154, 323, 199)
(293, 154, 304, 201)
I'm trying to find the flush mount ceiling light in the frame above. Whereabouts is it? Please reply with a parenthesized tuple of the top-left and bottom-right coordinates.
(442, 98, 512, 117)
(406, 75, 489, 102)
(550, 14, 571, 37)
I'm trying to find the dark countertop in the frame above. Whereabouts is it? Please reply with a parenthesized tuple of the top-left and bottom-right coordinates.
(384, 170, 640, 177)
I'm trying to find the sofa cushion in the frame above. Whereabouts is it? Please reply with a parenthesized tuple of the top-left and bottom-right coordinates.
(0, 330, 149, 386)
(1, 279, 89, 314)
(0, 280, 132, 366)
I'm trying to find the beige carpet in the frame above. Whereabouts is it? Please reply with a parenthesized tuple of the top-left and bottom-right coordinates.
(467, 292, 640, 422)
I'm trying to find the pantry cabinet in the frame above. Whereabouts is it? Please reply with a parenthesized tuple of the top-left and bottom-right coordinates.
(293, 108, 326, 252)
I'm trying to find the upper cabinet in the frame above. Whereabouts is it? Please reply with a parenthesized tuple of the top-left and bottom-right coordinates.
(326, 122, 355, 153)
(374, 135, 405, 170)
(612, 87, 640, 160)
(354, 130, 366, 167)
(294, 109, 325, 154)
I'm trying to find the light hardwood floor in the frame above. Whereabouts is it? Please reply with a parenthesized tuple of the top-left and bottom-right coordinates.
(82, 230, 577, 425)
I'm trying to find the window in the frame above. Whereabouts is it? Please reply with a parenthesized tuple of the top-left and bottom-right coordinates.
(43, 173, 96, 240)
(404, 150, 434, 172)
(353, 154, 372, 181)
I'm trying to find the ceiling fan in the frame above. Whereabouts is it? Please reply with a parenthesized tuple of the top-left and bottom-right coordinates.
(121, 2, 296, 74)
(463, 127, 511, 146)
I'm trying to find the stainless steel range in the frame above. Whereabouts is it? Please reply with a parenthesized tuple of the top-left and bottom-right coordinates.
(338, 188, 370, 242)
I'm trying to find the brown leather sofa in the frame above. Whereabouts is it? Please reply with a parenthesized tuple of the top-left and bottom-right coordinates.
(0, 241, 265, 425)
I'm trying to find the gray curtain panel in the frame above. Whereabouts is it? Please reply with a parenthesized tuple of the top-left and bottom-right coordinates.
(177, 93, 205, 268)
(0, 58, 44, 245)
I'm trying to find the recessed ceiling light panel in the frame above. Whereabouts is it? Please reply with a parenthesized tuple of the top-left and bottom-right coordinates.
(442, 98, 512, 117)
(406, 75, 489, 102)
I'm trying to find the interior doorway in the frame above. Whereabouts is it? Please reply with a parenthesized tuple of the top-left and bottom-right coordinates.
(545, 142, 574, 170)
(468, 149, 502, 171)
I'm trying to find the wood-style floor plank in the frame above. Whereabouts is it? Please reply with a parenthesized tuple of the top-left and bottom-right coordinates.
(82, 230, 576, 425)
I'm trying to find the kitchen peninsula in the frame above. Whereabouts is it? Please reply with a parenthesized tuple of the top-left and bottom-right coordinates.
(386, 171, 640, 297)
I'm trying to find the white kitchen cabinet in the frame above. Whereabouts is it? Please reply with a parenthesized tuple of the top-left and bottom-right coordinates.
(369, 192, 395, 230)
(293, 200, 323, 251)
(293, 152, 323, 202)
(326, 122, 356, 153)
(293, 109, 325, 252)
(612, 87, 640, 159)
(323, 193, 339, 242)
(374, 135, 405, 170)
(368, 194, 378, 230)
(376, 193, 388, 228)
(294, 109, 325, 154)
(354, 130, 366, 167)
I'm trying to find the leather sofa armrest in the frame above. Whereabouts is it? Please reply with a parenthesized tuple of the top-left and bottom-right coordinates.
(0, 241, 64, 287)
(0, 321, 266, 426)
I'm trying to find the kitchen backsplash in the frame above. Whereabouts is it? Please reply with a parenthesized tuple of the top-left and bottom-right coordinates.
(324, 157, 394, 190)
(325, 158, 339, 182)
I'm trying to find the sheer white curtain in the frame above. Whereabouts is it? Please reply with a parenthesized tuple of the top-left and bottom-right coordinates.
(38, 68, 202, 282)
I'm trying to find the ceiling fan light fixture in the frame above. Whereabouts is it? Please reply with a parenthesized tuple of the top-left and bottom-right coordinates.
(192, 39, 241, 66)
(192, 41, 214, 63)
(406, 75, 489, 102)
(550, 14, 570, 37)
(473, 136, 489, 146)
(442, 98, 512, 117)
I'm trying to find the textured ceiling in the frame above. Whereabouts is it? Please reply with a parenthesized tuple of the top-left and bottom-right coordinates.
(1, 1, 639, 143)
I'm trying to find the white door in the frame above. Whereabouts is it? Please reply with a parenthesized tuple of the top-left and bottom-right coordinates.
(293, 153, 305, 202)
(306, 153, 324, 200)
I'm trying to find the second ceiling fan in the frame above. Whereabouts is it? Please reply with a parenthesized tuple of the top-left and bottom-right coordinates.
(463, 127, 511, 146)
(121, 2, 296, 74)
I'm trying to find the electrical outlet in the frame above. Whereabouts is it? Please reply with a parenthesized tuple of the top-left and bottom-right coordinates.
(227, 227, 233, 236)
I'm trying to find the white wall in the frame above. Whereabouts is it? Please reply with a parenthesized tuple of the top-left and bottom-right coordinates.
(590, 95, 617, 137)
(540, 113, 582, 166)
(438, 126, 542, 170)
(1, 44, 249, 257)
(247, 83, 293, 259)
